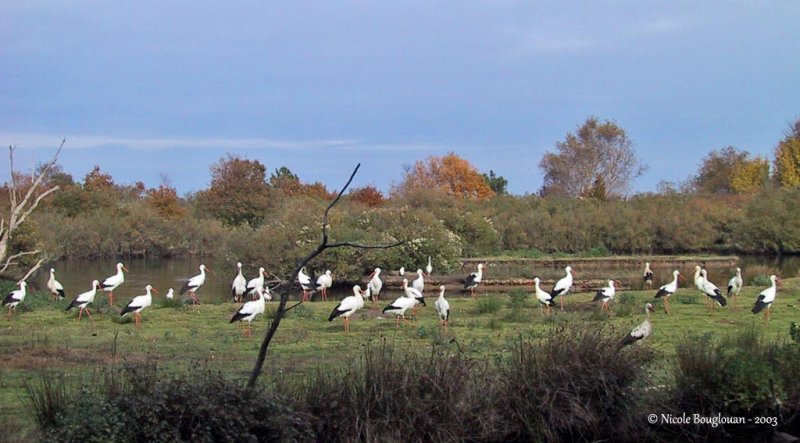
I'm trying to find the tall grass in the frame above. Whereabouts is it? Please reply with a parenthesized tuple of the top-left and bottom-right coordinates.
(666, 327, 800, 440)
(498, 325, 655, 441)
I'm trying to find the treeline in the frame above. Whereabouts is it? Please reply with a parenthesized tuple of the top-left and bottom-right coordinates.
(3, 116, 799, 280)
(18, 163, 800, 281)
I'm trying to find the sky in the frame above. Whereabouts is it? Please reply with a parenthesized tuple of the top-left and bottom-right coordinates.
(2, 1, 799, 196)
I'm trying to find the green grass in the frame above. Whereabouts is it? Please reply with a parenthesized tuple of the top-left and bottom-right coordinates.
(1, 278, 798, 436)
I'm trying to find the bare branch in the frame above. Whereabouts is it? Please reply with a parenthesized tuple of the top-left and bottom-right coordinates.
(322, 163, 360, 244)
(1, 139, 64, 280)
(283, 299, 304, 313)
(247, 163, 402, 389)
(13, 185, 60, 229)
(13, 139, 64, 226)
(8, 146, 18, 209)
(0, 250, 40, 274)
(18, 258, 44, 283)
(327, 240, 405, 250)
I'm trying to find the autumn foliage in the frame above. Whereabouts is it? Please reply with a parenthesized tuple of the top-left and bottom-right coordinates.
(392, 152, 494, 199)
(348, 185, 385, 207)
(195, 155, 270, 227)
(774, 120, 800, 188)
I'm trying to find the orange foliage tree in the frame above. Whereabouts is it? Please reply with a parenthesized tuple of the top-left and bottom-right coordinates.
(349, 185, 385, 207)
(146, 184, 187, 217)
(196, 155, 270, 227)
(392, 152, 495, 199)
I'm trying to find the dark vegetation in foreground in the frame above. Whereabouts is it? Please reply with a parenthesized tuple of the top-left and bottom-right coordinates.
(22, 325, 800, 443)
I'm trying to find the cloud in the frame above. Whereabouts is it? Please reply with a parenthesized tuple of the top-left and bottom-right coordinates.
(636, 18, 689, 35)
(0, 132, 448, 153)
(498, 26, 597, 57)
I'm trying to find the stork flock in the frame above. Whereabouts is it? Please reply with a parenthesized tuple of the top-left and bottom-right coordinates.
(1, 258, 785, 347)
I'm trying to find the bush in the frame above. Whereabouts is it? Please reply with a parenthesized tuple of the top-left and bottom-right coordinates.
(281, 340, 502, 442)
(507, 289, 530, 307)
(498, 325, 655, 442)
(27, 364, 314, 443)
(667, 328, 800, 440)
(474, 297, 502, 315)
(675, 293, 701, 305)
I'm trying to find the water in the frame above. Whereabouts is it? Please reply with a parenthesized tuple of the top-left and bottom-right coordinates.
(34, 255, 800, 304)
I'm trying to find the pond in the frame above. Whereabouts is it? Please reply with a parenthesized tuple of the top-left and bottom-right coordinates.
(33, 255, 800, 305)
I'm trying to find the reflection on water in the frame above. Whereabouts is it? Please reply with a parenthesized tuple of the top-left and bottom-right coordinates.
(34, 255, 799, 304)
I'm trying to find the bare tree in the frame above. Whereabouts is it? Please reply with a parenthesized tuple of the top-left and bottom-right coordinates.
(247, 163, 403, 388)
(539, 117, 646, 197)
(0, 140, 64, 280)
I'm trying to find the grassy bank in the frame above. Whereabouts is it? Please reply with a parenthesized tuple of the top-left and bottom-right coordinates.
(1, 278, 799, 440)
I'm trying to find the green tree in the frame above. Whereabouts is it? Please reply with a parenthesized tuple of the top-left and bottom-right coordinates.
(196, 155, 270, 227)
(585, 175, 608, 200)
(730, 157, 770, 194)
(269, 166, 299, 186)
(482, 170, 508, 195)
(693, 146, 764, 194)
(774, 120, 800, 188)
(539, 117, 646, 197)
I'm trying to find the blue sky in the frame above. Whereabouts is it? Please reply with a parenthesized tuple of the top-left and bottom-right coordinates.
(2, 1, 798, 195)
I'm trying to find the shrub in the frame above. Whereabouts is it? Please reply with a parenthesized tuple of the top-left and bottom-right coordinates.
(751, 274, 772, 287)
(508, 289, 530, 307)
(474, 297, 502, 315)
(617, 292, 636, 305)
(497, 324, 655, 442)
(667, 328, 800, 440)
(674, 293, 701, 305)
(280, 340, 502, 442)
(27, 364, 315, 443)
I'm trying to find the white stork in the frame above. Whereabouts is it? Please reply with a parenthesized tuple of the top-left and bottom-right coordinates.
(550, 266, 574, 311)
(402, 278, 425, 316)
(100, 262, 128, 307)
(383, 292, 423, 327)
(533, 277, 554, 316)
(619, 303, 655, 349)
(231, 262, 247, 303)
(425, 256, 433, 276)
(246, 267, 266, 300)
(316, 270, 333, 302)
(65, 280, 100, 321)
(399, 267, 405, 276)
(47, 268, 65, 301)
(727, 267, 743, 307)
(328, 285, 366, 332)
(412, 269, 425, 295)
(464, 263, 484, 296)
(180, 264, 211, 305)
(592, 280, 616, 312)
(367, 268, 383, 301)
(654, 270, 683, 315)
(434, 285, 450, 333)
(120, 285, 158, 327)
(751, 275, 780, 323)
(643, 262, 654, 289)
(699, 269, 727, 310)
(165, 288, 175, 300)
(692, 265, 704, 292)
(298, 267, 315, 301)
(2, 281, 27, 319)
(230, 287, 267, 336)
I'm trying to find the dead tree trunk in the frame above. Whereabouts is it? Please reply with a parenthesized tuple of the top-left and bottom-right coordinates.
(0, 140, 64, 280)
